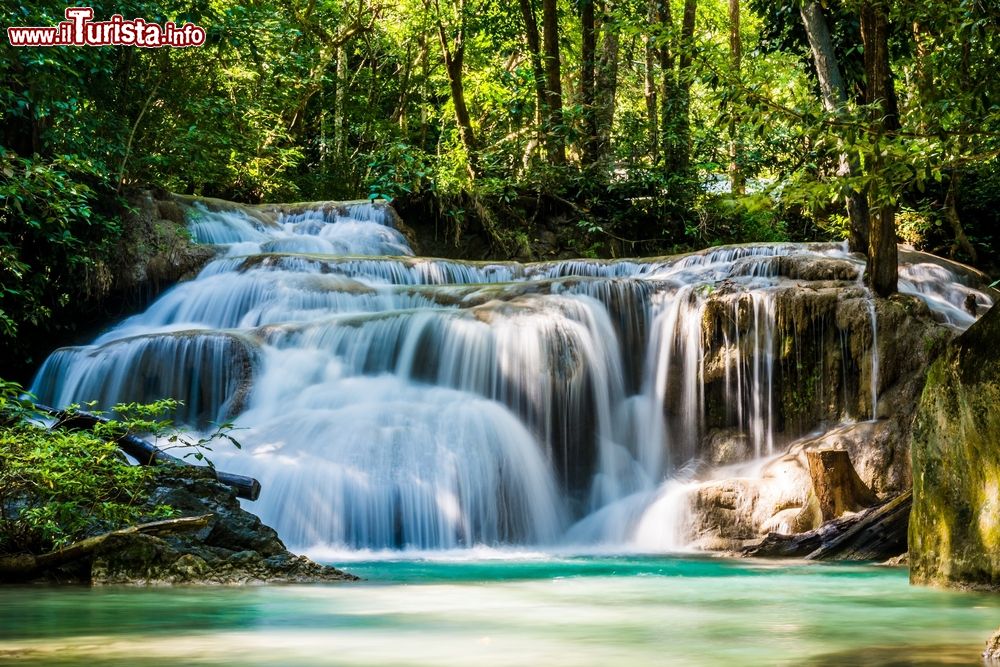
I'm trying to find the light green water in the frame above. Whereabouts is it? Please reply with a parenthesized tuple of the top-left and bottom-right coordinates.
(0, 555, 997, 666)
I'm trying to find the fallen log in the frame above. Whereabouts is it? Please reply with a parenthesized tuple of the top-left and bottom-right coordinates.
(35, 405, 261, 501)
(0, 514, 212, 582)
(743, 490, 911, 561)
(805, 489, 911, 560)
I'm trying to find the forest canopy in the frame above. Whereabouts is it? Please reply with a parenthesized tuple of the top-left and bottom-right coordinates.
(1, 0, 999, 356)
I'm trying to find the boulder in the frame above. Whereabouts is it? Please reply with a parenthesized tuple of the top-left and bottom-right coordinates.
(90, 532, 351, 585)
(6, 465, 357, 586)
(99, 465, 359, 585)
(910, 303, 1000, 590)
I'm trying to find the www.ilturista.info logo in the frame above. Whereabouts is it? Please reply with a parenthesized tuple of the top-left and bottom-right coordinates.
(7, 7, 205, 47)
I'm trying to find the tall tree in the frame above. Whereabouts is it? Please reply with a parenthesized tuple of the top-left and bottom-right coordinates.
(676, 0, 697, 173)
(799, 0, 870, 254)
(655, 0, 676, 167)
(517, 0, 548, 139)
(643, 0, 659, 161)
(655, 0, 696, 174)
(728, 0, 744, 196)
(580, 0, 598, 165)
(428, 0, 479, 177)
(542, 0, 566, 165)
(860, 0, 898, 296)
(592, 3, 620, 163)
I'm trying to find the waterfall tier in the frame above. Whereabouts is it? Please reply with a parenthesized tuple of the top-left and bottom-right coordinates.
(31, 199, 995, 552)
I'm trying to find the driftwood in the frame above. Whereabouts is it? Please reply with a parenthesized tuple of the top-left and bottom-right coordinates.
(36, 405, 261, 501)
(806, 449, 879, 521)
(0, 514, 212, 582)
(744, 490, 911, 561)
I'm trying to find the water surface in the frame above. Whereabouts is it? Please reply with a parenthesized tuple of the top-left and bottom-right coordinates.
(0, 555, 996, 666)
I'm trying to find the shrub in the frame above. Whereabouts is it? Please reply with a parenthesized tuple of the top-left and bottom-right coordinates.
(0, 381, 172, 554)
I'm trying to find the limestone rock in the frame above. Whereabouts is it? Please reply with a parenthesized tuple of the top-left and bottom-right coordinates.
(702, 430, 751, 467)
(910, 303, 1000, 590)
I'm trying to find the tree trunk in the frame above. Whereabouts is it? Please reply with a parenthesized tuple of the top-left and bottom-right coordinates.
(419, 30, 431, 149)
(744, 490, 910, 562)
(333, 44, 347, 161)
(806, 449, 880, 521)
(518, 0, 548, 134)
(394, 40, 414, 132)
(728, 0, 744, 196)
(800, 0, 870, 253)
(674, 0, 697, 174)
(656, 0, 695, 174)
(542, 0, 566, 165)
(592, 3, 620, 164)
(643, 0, 659, 161)
(434, 0, 478, 178)
(580, 0, 597, 165)
(655, 0, 677, 168)
(944, 171, 977, 263)
(861, 0, 897, 297)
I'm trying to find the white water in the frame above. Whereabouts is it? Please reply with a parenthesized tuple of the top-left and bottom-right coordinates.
(30, 202, 994, 553)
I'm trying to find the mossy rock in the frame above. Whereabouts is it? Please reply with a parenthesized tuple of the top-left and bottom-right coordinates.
(910, 303, 1000, 590)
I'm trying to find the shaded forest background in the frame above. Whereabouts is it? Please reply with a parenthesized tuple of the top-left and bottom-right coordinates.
(1, 0, 999, 374)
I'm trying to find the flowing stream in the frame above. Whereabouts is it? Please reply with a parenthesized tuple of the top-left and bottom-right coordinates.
(31, 202, 994, 554)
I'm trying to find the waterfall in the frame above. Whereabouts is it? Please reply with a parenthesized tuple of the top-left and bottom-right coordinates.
(30, 201, 995, 553)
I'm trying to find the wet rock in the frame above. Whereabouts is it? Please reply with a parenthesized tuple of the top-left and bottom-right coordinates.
(702, 430, 751, 467)
(688, 453, 815, 542)
(775, 255, 861, 282)
(147, 466, 285, 557)
(984, 628, 1000, 663)
(88, 465, 357, 585)
(698, 283, 944, 500)
(881, 552, 907, 567)
(910, 304, 1000, 590)
(90, 533, 353, 585)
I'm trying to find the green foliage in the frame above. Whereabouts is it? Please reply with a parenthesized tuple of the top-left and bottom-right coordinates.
(689, 194, 789, 246)
(0, 150, 120, 349)
(106, 399, 243, 468)
(3, 0, 1000, 295)
(0, 381, 169, 554)
(367, 143, 434, 202)
(0, 381, 243, 555)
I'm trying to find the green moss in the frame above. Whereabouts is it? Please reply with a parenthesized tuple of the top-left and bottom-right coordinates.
(910, 305, 1000, 590)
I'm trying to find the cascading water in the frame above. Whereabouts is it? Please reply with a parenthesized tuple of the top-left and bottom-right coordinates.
(30, 201, 995, 553)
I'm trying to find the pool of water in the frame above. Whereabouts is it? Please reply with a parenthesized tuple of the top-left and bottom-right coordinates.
(0, 555, 996, 666)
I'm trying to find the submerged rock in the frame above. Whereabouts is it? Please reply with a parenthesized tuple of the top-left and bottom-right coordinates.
(985, 628, 1000, 663)
(910, 304, 1000, 590)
